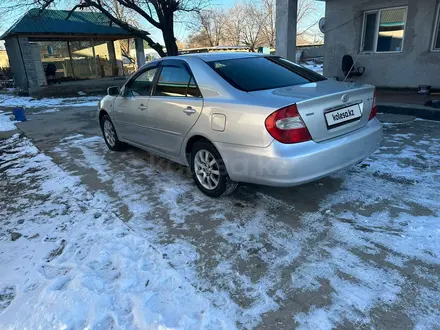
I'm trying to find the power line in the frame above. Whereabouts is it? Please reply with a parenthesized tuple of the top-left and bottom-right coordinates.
(323, 13, 364, 34)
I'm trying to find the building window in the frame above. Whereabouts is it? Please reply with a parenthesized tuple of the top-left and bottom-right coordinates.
(361, 7, 408, 53)
(432, 3, 440, 51)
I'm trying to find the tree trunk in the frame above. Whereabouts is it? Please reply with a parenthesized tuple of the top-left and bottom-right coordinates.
(144, 36, 167, 57)
(161, 13, 178, 56)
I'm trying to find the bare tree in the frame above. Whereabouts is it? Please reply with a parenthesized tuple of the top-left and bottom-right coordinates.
(185, 0, 320, 49)
(111, 1, 137, 62)
(119, 39, 136, 63)
(224, 3, 245, 46)
(240, 1, 264, 51)
(191, 8, 228, 47)
(297, 0, 318, 33)
(186, 30, 211, 48)
(260, 0, 320, 47)
(1, 0, 209, 57)
(260, 0, 275, 47)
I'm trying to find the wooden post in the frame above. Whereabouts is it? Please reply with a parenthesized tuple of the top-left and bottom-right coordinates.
(91, 38, 98, 77)
(107, 40, 118, 76)
(66, 41, 75, 78)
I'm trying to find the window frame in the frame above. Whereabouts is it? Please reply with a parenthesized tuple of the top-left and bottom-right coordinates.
(360, 6, 408, 54)
(151, 59, 202, 98)
(122, 64, 159, 97)
(431, 3, 440, 51)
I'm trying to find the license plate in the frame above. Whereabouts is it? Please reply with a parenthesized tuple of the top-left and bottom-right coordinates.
(325, 104, 362, 127)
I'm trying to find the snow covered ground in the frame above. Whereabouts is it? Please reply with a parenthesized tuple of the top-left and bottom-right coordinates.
(0, 119, 237, 328)
(1, 112, 440, 329)
(0, 111, 17, 132)
(0, 94, 101, 108)
(302, 61, 324, 75)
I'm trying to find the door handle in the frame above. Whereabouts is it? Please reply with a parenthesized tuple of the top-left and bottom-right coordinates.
(138, 104, 147, 111)
(183, 106, 196, 115)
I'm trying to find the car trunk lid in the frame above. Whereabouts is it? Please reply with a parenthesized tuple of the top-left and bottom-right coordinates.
(249, 80, 376, 142)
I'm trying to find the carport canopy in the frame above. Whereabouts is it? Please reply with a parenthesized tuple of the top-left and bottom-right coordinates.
(1, 8, 148, 88)
(0, 8, 141, 42)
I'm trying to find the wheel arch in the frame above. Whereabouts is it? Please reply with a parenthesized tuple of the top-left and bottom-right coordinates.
(184, 135, 227, 170)
(99, 109, 109, 124)
(185, 135, 209, 164)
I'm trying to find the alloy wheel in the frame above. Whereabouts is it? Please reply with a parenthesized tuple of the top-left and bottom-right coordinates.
(194, 149, 220, 190)
(103, 120, 116, 147)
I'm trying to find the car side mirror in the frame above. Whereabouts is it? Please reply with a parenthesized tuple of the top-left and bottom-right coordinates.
(107, 86, 120, 96)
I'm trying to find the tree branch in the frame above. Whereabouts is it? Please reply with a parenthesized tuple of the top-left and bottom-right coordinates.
(66, 1, 166, 57)
(66, 4, 91, 20)
(116, 0, 161, 29)
(39, 0, 55, 13)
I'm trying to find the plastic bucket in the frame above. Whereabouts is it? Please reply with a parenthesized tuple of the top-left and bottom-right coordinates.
(12, 107, 26, 122)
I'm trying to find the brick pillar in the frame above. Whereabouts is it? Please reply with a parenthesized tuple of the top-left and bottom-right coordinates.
(18, 37, 42, 88)
(29, 43, 46, 86)
(4, 37, 28, 91)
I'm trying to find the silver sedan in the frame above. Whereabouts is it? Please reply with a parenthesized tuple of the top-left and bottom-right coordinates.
(98, 52, 382, 197)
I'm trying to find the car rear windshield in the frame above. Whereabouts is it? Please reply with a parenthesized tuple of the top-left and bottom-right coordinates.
(206, 56, 326, 92)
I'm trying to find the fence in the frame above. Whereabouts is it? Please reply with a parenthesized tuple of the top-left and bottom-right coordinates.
(62, 58, 99, 79)
(0, 67, 12, 79)
(51, 57, 123, 79)
(0, 67, 13, 88)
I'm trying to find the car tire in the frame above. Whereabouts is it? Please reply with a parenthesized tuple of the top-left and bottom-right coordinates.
(100, 115, 126, 151)
(191, 141, 237, 197)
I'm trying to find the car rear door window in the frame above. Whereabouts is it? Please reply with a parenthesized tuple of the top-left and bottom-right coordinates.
(187, 77, 201, 98)
(154, 65, 201, 98)
(126, 67, 157, 96)
(207, 56, 326, 92)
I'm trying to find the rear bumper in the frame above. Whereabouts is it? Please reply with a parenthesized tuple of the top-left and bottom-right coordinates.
(215, 119, 382, 187)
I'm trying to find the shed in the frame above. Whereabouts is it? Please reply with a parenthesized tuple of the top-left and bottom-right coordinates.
(1, 9, 147, 92)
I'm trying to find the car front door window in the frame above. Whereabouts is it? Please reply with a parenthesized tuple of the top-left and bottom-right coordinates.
(126, 67, 157, 97)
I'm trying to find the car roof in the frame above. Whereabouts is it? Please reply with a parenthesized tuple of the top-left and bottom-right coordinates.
(167, 52, 266, 62)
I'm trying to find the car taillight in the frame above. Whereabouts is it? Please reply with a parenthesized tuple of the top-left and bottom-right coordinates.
(265, 104, 312, 144)
(369, 89, 377, 120)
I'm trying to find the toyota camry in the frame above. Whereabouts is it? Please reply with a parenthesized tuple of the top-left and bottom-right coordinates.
(98, 52, 382, 197)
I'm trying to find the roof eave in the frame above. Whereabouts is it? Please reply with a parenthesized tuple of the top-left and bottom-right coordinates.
(1, 8, 149, 40)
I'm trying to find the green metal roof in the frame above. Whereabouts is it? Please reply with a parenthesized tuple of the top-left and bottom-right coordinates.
(1, 8, 140, 40)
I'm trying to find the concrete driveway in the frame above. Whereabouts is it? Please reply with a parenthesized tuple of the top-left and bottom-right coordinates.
(5, 105, 440, 328)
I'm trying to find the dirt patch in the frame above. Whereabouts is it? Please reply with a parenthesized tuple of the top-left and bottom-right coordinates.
(47, 239, 67, 262)
(0, 286, 15, 312)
